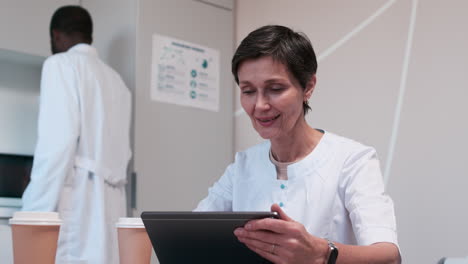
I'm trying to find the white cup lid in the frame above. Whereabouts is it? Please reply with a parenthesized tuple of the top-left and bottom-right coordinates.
(9, 211, 62, 226)
(115, 217, 145, 228)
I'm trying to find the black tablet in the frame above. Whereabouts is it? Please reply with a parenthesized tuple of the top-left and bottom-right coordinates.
(141, 211, 279, 264)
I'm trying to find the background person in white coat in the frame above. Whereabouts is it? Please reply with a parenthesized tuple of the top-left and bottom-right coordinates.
(21, 6, 132, 263)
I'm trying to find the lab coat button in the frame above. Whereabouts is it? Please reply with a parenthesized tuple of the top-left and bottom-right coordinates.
(280, 184, 286, 189)
(279, 202, 284, 207)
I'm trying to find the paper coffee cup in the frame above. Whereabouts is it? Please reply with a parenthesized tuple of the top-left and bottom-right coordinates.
(116, 217, 152, 264)
(116, 217, 145, 228)
(9, 211, 62, 225)
(9, 211, 62, 264)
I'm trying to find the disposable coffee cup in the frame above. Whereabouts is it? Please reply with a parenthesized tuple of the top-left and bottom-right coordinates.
(9, 211, 62, 264)
(116, 217, 152, 264)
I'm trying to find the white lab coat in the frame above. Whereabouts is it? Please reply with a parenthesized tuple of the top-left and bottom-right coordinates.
(22, 44, 132, 264)
(196, 131, 398, 247)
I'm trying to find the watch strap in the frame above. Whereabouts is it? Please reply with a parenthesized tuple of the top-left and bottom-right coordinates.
(326, 239, 338, 264)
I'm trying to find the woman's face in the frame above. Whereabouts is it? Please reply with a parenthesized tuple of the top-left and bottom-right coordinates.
(238, 56, 315, 140)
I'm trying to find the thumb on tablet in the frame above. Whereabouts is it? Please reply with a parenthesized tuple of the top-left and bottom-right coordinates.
(271, 203, 293, 222)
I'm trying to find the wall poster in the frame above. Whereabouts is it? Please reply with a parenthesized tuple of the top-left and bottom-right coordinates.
(151, 34, 220, 112)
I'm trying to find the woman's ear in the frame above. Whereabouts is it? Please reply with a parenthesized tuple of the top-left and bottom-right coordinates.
(304, 74, 316, 101)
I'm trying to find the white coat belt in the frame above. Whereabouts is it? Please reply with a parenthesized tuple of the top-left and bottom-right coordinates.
(74, 156, 127, 187)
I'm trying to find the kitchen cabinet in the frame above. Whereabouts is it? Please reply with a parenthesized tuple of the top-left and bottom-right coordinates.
(0, 48, 43, 155)
(0, 0, 79, 57)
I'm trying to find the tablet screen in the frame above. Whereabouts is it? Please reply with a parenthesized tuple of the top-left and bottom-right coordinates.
(142, 211, 278, 264)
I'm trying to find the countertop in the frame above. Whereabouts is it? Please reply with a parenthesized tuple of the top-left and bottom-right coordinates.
(0, 198, 21, 219)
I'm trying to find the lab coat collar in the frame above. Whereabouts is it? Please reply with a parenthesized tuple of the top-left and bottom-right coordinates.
(287, 130, 335, 181)
(68, 43, 98, 57)
(261, 141, 278, 180)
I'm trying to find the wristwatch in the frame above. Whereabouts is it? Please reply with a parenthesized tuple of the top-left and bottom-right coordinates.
(326, 239, 339, 264)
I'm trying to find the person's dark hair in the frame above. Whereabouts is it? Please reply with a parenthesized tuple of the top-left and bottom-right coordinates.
(232, 25, 317, 115)
(50, 6, 93, 43)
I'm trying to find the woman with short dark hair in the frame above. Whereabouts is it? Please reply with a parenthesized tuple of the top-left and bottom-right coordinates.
(196, 25, 401, 264)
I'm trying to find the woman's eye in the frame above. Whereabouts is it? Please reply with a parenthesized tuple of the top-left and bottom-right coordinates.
(270, 86, 284, 92)
(242, 89, 255, 94)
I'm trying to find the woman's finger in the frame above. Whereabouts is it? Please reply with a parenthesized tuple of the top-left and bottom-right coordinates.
(271, 203, 294, 222)
(237, 234, 276, 254)
(240, 235, 292, 260)
(244, 241, 283, 264)
(243, 204, 296, 234)
(246, 217, 298, 235)
(235, 228, 280, 245)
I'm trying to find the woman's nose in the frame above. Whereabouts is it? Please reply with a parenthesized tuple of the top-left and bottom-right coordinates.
(255, 94, 270, 110)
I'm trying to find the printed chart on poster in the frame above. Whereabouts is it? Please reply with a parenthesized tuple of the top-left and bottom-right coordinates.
(151, 34, 220, 112)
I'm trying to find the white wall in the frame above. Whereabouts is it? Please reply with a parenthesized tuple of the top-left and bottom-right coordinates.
(134, 0, 234, 213)
(134, 1, 234, 262)
(235, 0, 468, 263)
(82, 0, 137, 92)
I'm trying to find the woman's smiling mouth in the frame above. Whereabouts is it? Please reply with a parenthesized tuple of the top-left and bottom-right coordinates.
(256, 114, 280, 126)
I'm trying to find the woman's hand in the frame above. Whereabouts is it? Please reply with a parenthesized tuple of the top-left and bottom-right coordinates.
(234, 204, 329, 264)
